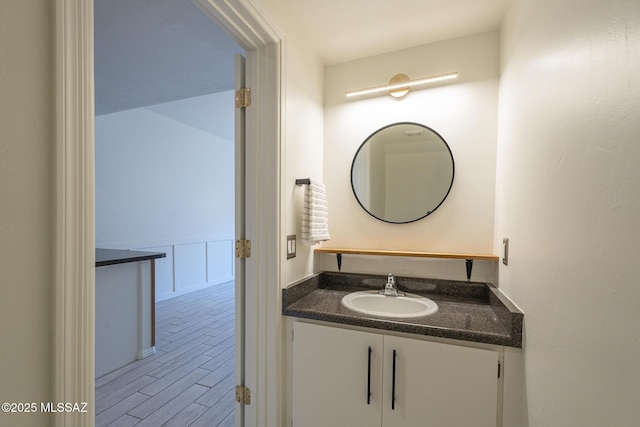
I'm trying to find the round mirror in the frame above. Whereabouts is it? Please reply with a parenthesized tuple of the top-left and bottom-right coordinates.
(351, 122, 454, 224)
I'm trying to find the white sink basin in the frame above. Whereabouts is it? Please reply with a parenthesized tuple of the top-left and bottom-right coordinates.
(341, 290, 438, 318)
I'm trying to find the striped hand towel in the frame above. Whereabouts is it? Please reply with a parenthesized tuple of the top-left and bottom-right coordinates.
(302, 179, 330, 243)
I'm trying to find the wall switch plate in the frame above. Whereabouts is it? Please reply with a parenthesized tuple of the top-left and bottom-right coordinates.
(287, 235, 296, 259)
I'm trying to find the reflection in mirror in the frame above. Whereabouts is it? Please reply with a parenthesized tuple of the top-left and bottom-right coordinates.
(351, 122, 454, 223)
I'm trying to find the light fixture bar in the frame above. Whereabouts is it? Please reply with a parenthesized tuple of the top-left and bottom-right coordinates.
(345, 72, 458, 98)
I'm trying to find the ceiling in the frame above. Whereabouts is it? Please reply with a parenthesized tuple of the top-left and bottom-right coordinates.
(95, 0, 510, 115)
(281, 0, 511, 65)
(94, 0, 244, 115)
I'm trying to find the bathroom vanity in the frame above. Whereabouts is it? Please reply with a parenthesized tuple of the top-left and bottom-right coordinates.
(282, 271, 523, 427)
(95, 248, 165, 378)
(283, 121, 522, 425)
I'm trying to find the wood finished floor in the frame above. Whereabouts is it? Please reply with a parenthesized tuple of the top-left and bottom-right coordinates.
(95, 281, 235, 427)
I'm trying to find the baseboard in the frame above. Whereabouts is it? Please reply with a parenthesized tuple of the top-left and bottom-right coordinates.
(137, 347, 156, 360)
(155, 276, 235, 302)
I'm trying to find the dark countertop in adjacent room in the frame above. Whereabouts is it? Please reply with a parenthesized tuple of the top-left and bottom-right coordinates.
(95, 248, 166, 267)
(282, 271, 523, 348)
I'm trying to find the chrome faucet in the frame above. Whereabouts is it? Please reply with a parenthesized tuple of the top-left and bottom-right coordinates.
(380, 273, 404, 297)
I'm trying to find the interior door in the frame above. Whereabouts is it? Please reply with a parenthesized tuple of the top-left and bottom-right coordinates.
(234, 53, 247, 427)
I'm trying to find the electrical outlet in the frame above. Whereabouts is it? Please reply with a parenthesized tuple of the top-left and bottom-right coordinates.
(502, 238, 509, 265)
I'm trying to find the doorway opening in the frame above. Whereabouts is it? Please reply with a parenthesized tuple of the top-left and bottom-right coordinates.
(55, 0, 281, 424)
(94, 0, 244, 424)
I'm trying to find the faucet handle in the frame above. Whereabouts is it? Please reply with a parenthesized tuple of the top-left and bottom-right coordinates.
(387, 273, 395, 285)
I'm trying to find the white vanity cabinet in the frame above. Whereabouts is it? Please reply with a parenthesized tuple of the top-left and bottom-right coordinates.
(292, 322, 383, 426)
(292, 321, 500, 427)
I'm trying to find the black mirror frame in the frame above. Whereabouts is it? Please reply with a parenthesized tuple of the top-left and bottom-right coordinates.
(350, 122, 455, 224)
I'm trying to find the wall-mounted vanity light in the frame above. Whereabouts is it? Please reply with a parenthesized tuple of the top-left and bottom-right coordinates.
(345, 72, 458, 99)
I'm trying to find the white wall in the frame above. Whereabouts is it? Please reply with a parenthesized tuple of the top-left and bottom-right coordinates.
(282, 34, 325, 286)
(252, 0, 326, 287)
(322, 32, 500, 282)
(496, 0, 640, 425)
(0, 2, 54, 426)
(96, 92, 235, 300)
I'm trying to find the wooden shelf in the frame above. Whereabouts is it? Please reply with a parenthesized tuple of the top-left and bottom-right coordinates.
(315, 248, 498, 261)
(314, 248, 499, 281)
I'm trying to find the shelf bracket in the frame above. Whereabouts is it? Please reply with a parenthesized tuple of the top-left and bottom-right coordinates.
(465, 259, 473, 281)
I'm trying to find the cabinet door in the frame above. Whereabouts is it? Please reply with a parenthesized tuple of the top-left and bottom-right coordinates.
(383, 335, 499, 427)
(292, 322, 383, 427)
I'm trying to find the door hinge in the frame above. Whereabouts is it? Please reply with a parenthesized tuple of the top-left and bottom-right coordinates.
(235, 87, 251, 108)
(235, 239, 251, 258)
(235, 385, 251, 405)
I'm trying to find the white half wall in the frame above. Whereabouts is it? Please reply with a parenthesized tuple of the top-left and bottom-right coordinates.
(496, 0, 640, 425)
(95, 261, 154, 377)
(95, 92, 235, 299)
(322, 32, 500, 281)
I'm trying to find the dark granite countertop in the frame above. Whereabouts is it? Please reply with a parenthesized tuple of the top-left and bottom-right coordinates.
(96, 248, 166, 267)
(282, 271, 523, 348)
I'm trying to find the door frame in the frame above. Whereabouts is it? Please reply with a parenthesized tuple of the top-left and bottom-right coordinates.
(53, 1, 282, 426)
